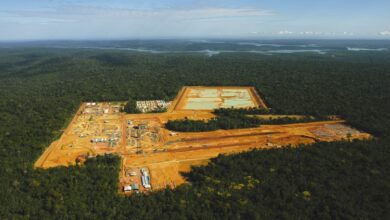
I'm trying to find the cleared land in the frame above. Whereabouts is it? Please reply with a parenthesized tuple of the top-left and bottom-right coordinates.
(171, 86, 268, 111)
(35, 86, 371, 194)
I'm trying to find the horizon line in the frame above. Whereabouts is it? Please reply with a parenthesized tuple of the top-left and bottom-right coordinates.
(1, 37, 390, 43)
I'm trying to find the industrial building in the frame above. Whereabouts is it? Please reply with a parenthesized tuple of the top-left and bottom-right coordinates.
(136, 100, 169, 112)
(141, 168, 151, 189)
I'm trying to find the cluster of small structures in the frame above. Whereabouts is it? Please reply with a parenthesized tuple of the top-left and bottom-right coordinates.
(90, 133, 120, 147)
(123, 167, 151, 193)
(136, 100, 170, 112)
(75, 102, 122, 148)
(84, 102, 123, 114)
(84, 102, 108, 114)
(126, 119, 162, 153)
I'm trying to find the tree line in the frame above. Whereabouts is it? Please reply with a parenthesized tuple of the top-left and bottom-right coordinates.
(165, 107, 330, 132)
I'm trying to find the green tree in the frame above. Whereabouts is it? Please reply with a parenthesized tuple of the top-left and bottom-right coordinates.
(123, 98, 139, 113)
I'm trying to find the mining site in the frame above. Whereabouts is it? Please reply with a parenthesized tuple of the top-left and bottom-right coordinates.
(34, 86, 371, 195)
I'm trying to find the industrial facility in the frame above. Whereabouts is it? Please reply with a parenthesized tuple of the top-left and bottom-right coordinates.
(34, 87, 371, 195)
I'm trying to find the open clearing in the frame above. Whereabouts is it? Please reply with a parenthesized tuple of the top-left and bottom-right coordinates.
(35, 86, 371, 194)
(172, 86, 268, 111)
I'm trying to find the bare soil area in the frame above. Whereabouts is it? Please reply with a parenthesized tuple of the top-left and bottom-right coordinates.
(35, 87, 371, 194)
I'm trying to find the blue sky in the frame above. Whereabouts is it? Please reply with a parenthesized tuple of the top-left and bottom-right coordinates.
(0, 0, 389, 40)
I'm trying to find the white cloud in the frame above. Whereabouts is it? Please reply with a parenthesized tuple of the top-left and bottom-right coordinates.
(342, 32, 354, 35)
(0, 6, 273, 23)
(278, 30, 293, 35)
(0, 11, 75, 24)
(0, 5, 274, 40)
(299, 31, 324, 35)
(379, 31, 390, 36)
(294, 31, 354, 36)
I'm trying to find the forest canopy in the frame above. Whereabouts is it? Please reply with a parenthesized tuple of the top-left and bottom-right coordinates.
(165, 108, 331, 132)
(0, 45, 389, 219)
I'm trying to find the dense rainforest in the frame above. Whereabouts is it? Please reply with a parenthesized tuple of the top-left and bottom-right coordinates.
(165, 110, 262, 131)
(165, 108, 330, 132)
(0, 45, 390, 219)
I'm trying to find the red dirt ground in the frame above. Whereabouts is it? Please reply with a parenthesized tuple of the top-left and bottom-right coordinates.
(34, 87, 371, 194)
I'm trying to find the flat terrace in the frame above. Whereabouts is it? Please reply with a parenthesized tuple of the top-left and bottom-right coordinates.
(170, 86, 268, 111)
